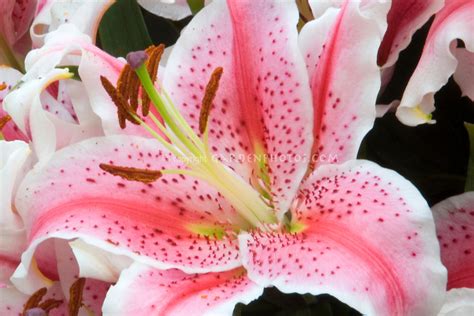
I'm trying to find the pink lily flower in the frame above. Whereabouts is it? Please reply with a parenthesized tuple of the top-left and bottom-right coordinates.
(5, 0, 447, 315)
(432, 192, 474, 315)
(395, 0, 474, 125)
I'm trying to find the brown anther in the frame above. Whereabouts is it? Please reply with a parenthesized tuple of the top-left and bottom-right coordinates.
(0, 83, 7, 91)
(100, 76, 139, 128)
(199, 67, 223, 134)
(117, 64, 133, 100)
(39, 298, 63, 312)
(129, 72, 141, 112)
(68, 278, 86, 316)
(23, 288, 47, 314)
(141, 44, 165, 116)
(0, 114, 12, 130)
(99, 163, 162, 183)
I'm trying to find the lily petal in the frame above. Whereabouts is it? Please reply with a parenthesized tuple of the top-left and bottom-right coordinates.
(103, 262, 263, 316)
(13, 135, 243, 292)
(4, 67, 102, 163)
(239, 160, 446, 315)
(69, 239, 133, 283)
(29, 24, 163, 138)
(452, 48, 474, 100)
(396, 0, 474, 126)
(31, 0, 114, 47)
(55, 240, 110, 315)
(299, 0, 389, 169)
(138, 0, 193, 20)
(378, 0, 444, 67)
(0, 140, 30, 262)
(432, 192, 474, 289)
(163, 0, 313, 214)
(0, 66, 29, 141)
(0, 286, 29, 315)
(439, 288, 474, 316)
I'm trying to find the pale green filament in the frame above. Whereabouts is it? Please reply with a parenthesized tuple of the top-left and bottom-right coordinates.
(133, 64, 276, 228)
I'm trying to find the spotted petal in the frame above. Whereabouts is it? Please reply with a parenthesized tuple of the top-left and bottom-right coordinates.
(396, 0, 474, 126)
(163, 0, 313, 215)
(299, 0, 389, 169)
(239, 160, 446, 315)
(13, 135, 244, 292)
(103, 262, 263, 316)
(432, 192, 474, 289)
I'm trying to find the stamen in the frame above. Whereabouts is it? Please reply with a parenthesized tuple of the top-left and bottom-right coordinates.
(38, 298, 63, 313)
(0, 83, 6, 91)
(99, 163, 162, 183)
(142, 45, 165, 116)
(22, 288, 47, 314)
(199, 67, 223, 134)
(100, 76, 139, 128)
(0, 114, 12, 130)
(129, 71, 141, 112)
(68, 278, 85, 316)
(117, 64, 133, 100)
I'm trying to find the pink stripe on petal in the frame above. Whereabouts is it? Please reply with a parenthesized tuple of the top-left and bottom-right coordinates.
(378, 0, 444, 67)
(15, 135, 243, 284)
(432, 192, 474, 289)
(240, 160, 446, 316)
(103, 263, 263, 316)
(299, 1, 388, 169)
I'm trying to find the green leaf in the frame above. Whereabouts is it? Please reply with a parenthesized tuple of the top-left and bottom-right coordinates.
(187, 0, 205, 15)
(98, 0, 152, 57)
(465, 122, 474, 191)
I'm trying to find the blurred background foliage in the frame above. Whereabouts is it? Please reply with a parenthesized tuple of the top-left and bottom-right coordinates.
(97, 0, 473, 315)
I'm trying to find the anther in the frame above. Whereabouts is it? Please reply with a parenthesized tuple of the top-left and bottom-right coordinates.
(99, 163, 162, 183)
(100, 76, 139, 128)
(142, 44, 165, 116)
(0, 83, 6, 91)
(38, 298, 63, 313)
(68, 278, 86, 316)
(117, 64, 133, 100)
(199, 67, 223, 134)
(22, 288, 47, 314)
(0, 114, 12, 130)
